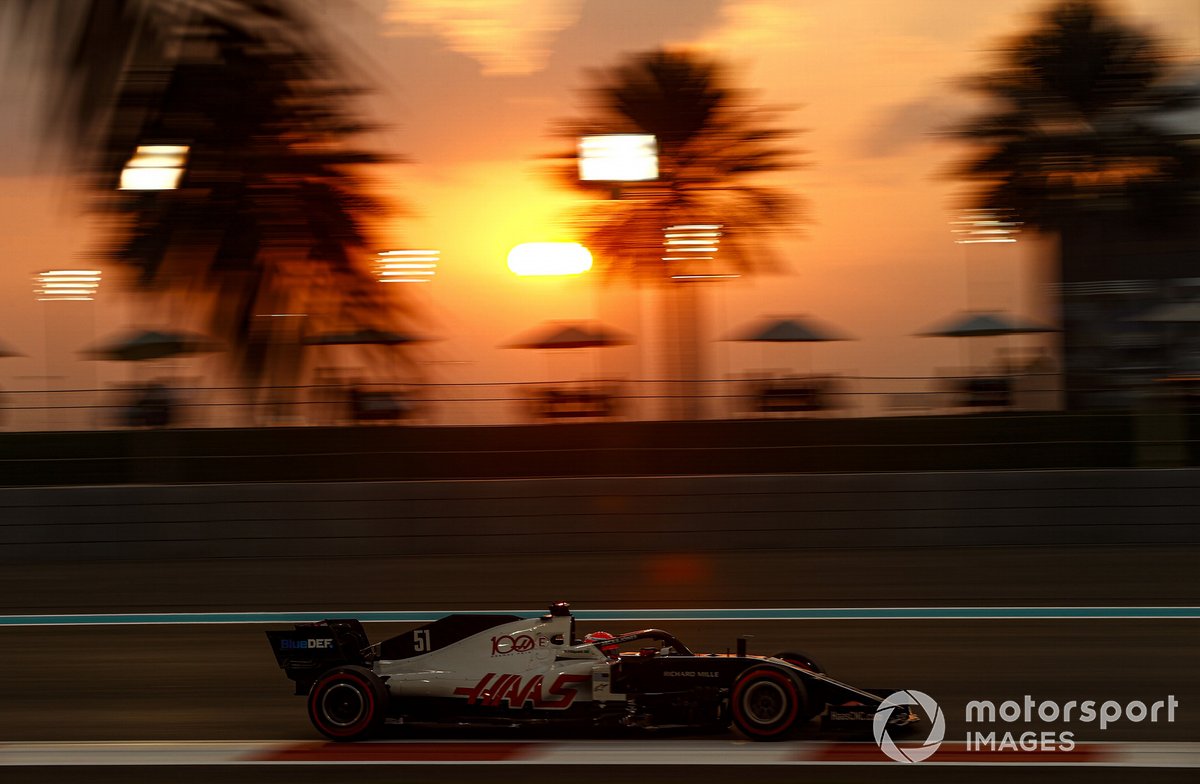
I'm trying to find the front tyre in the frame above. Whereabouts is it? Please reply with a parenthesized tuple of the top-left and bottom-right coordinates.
(730, 666, 808, 741)
(307, 665, 388, 741)
(773, 650, 824, 674)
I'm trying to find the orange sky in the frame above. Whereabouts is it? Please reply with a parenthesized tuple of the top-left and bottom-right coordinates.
(1, 0, 1198, 400)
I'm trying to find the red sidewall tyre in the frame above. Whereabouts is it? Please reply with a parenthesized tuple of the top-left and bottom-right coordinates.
(773, 651, 824, 674)
(730, 666, 807, 741)
(307, 666, 387, 741)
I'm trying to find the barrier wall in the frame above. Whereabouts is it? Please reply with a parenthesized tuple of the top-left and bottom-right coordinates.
(3, 469, 1197, 613)
(3, 411, 1187, 487)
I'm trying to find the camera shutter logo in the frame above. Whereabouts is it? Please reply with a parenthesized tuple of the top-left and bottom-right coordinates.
(873, 690, 945, 763)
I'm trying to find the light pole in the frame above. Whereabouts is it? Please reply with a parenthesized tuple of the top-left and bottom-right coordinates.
(116, 142, 189, 346)
(575, 135, 736, 420)
(951, 208, 1023, 369)
(33, 268, 102, 429)
(663, 224, 736, 419)
(951, 208, 1021, 308)
(374, 248, 440, 418)
(576, 134, 663, 417)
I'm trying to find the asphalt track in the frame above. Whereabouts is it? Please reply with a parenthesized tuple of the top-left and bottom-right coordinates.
(3, 471, 1198, 781)
(5, 761, 1200, 784)
(7, 618, 1198, 742)
(2, 617, 1197, 784)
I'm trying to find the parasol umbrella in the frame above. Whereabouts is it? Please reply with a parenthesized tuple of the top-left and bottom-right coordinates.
(301, 328, 435, 423)
(503, 321, 632, 350)
(303, 328, 436, 404)
(917, 310, 1056, 370)
(503, 321, 633, 382)
(730, 315, 849, 343)
(917, 311, 1056, 338)
(303, 328, 431, 346)
(80, 328, 223, 362)
(726, 315, 852, 375)
(0, 339, 24, 358)
(0, 340, 25, 428)
(80, 329, 223, 419)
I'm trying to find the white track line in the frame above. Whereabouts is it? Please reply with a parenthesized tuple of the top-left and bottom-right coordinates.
(4, 606, 1200, 626)
(3, 740, 1200, 767)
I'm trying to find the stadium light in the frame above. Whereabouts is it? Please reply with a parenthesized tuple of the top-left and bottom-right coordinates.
(119, 145, 189, 190)
(375, 249, 439, 283)
(34, 269, 102, 301)
(578, 135, 658, 181)
(663, 224, 736, 281)
(951, 209, 1021, 244)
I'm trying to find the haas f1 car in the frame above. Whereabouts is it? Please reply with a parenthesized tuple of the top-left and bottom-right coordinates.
(267, 602, 919, 741)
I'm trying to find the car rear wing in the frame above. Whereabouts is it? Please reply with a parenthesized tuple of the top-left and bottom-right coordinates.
(266, 618, 373, 694)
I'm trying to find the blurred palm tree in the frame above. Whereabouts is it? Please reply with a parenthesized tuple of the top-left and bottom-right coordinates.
(554, 49, 804, 282)
(6, 0, 405, 387)
(951, 0, 1200, 411)
(550, 49, 803, 418)
(951, 0, 1200, 232)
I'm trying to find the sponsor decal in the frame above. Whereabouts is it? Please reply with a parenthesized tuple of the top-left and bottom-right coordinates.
(662, 671, 719, 678)
(491, 633, 549, 656)
(279, 638, 334, 650)
(828, 706, 875, 722)
(453, 672, 588, 709)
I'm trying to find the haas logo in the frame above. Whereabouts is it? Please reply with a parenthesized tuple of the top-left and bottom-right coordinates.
(454, 672, 587, 709)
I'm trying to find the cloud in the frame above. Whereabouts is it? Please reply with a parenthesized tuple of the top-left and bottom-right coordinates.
(689, 0, 810, 53)
(856, 95, 958, 158)
(382, 0, 583, 77)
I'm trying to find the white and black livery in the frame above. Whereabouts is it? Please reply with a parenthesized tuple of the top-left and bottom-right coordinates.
(267, 602, 919, 741)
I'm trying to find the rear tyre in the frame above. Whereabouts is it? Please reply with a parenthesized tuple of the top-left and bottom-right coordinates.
(729, 665, 808, 741)
(307, 665, 388, 741)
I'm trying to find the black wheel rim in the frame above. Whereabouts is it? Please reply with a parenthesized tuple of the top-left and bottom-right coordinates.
(744, 681, 788, 724)
(321, 682, 367, 727)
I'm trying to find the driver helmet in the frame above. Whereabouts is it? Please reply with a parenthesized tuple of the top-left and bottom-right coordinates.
(584, 631, 619, 658)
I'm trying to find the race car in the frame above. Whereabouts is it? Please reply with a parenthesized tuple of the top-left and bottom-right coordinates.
(267, 601, 918, 741)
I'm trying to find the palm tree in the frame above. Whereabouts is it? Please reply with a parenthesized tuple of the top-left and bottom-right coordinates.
(951, 0, 1200, 232)
(6, 1, 406, 389)
(555, 49, 804, 282)
(552, 50, 804, 418)
(951, 0, 1200, 410)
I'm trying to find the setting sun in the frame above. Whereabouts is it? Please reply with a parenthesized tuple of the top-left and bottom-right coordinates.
(507, 242, 594, 276)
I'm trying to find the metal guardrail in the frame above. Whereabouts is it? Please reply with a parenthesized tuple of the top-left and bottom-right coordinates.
(0, 373, 1073, 431)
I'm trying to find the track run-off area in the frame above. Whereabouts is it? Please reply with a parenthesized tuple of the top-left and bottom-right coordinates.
(3, 739, 1200, 768)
